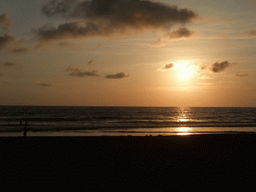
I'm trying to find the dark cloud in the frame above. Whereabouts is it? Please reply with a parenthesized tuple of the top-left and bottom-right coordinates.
(0, 61, 16, 67)
(35, 21, 106, 42)
(37, 0, 197, 42)
(236, 73, 248, 77)
(42, 0, 77, 17)
(65, 66, 99, 77)
(168, 27, 193, 39)
(11, 48, 30, 53)
(244, 29, 256, 36)
(0, 13, 14, 29)
(105, 72, 128, 79)
(159, 63, 174, 71)
(210, 61, 230, 73)
(0, 34, 14, 50)
(36, 83, 52, 87)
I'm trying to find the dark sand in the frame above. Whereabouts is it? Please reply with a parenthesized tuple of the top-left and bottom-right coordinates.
(2, 134, 255, 187)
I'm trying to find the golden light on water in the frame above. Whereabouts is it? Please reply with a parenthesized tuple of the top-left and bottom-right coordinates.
(176, 108, 192, 135)
(178, 118, 188, 122)
(178, 127, 190, 132)
(177, 127, 192, 135)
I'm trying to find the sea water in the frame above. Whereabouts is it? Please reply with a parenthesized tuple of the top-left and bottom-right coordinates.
(0, 106, 256, 136)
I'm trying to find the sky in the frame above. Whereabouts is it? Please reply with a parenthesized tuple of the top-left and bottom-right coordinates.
(0, 0, 255, 107)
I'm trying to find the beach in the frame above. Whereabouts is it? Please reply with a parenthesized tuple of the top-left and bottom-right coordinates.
(2, 134, 255, 187)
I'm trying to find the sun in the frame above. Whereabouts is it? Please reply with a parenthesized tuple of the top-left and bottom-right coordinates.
(175, 61, 194, 79)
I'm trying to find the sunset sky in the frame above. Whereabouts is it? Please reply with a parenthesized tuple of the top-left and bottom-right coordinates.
(0, 0, 255, 107)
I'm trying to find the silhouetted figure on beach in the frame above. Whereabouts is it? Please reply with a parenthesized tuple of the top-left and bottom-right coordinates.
(24, 120, 28, 137)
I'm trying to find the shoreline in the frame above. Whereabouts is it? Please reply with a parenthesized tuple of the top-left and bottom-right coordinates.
(1, 130, 256, 137)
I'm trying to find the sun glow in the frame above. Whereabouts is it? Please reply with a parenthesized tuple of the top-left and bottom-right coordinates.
(175, 62, 194, 79)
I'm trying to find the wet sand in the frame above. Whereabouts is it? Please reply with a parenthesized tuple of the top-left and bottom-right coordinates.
(2, 134, 255, 188)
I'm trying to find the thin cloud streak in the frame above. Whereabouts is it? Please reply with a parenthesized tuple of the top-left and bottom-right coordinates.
(168, 27, 193, 39)
(244, 29, 256, 36)
(11, 48, 30, 53)
(65, 66, 99, 77)
(236, 74, 249, 77)
(36, 83, 52, 87)
(0, 61, 16, 67)
(151, 38, 165, 47)
(87, 60, 94, 65)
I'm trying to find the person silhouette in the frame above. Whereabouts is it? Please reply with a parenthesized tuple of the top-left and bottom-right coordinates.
(24, 120, 28, 137)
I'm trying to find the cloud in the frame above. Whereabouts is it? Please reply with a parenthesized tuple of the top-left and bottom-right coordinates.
(151, 38, 165, 47)
(42, 0, 77, 17)
(0, 13, 14, 29)
(168, 27, 193, 39)
(65, 66, 99, 77)
(87, 59, 94, 65)
(0, 61, 16, 67)
(11, 48, 30, 53)
(36, 83, 52, 87)
(37, 0, 197, 42)
(199, 63, 208, 70)
(210, 61, 230, 73)
(244, 29, 256, 36)
(35, 21, 106, 42)
(105, 72, 129, 79)
(159, 63, 174, 71)
(236, 73, 248, 77)
(0, 34, 14, 50)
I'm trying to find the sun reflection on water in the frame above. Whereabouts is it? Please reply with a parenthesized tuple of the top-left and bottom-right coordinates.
(178, 118, 188, 122)
(177, 127, 192, 135)
(176, 107, 190, 123)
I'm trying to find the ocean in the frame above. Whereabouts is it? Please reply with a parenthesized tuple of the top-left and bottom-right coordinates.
(0, 106, 256, 136)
